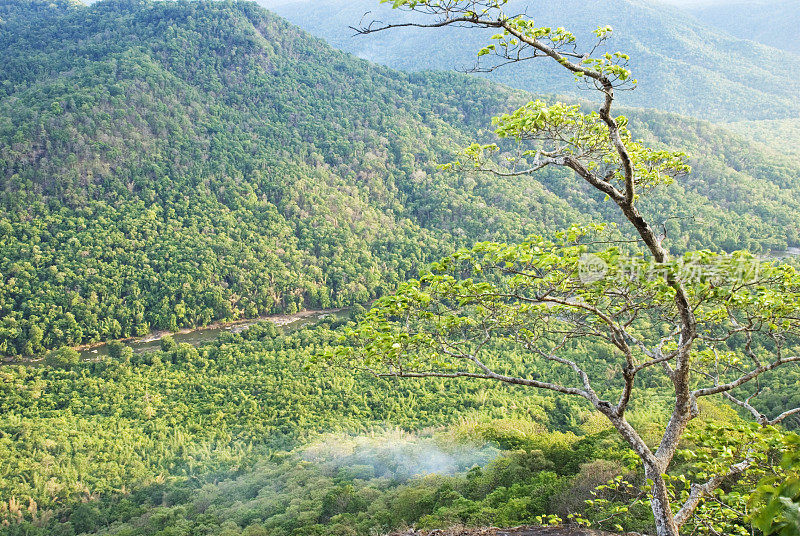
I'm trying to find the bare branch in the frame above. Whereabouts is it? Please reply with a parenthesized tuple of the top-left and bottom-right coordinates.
(352, 15, 485, 36)
(528, 344, 604, 404)
(376, 369, 591, 398)
(723, 391, 800, 426)
(693, 356, 800, 398)
(674, 458, 752, 528)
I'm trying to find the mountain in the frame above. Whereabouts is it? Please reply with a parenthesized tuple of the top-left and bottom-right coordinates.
(0, 0, 549, 357)
(3, 1, 800, 534)
(2, 0, 800, 359)
(686, 0, 800, 56)
(271, 0, 800, 123)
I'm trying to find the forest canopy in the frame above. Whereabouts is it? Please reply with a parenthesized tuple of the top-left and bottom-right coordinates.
(1, 0, 800, 535)
(2, 0, 800, 357)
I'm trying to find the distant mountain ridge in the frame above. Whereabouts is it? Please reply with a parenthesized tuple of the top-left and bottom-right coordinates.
(271, 0, 800, 123)
(686, 0, 800, 56)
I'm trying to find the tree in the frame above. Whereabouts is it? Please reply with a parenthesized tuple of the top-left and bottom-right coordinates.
(331, 2, 800, 534)
(45, 346, 80, 368)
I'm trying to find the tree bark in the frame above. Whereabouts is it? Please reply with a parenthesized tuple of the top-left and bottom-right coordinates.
(646, 465, 680, 536)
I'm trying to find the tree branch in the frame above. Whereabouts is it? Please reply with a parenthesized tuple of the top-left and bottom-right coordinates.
(693, 356, 800, 398)
(673, 458, 752, 528)
(376, 369, 590, 398)
(723, 391, 800, 426)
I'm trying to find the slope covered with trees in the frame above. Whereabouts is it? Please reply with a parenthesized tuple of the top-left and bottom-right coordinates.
(686, 0, 800, 57)
(272, 0, 800, 123)
(726, 118, 800, 161)
(0, 0, 572, 357)
(2, 1, 800, 534)
(1, 0, 799, 361)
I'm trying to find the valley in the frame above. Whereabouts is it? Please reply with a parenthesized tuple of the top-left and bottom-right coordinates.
(3, 0, 800, 359)
(1, 0, 799, 535)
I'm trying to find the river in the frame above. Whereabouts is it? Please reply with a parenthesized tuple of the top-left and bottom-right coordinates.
(2, 308, 349, 366)
(77, 308, 349, 361)
(763, 247, 800, 260)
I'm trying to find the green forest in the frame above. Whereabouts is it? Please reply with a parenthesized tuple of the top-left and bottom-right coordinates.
(4, 316, 797, 535)
(1, 0, 800, 535)
(2, 0, 800, 358)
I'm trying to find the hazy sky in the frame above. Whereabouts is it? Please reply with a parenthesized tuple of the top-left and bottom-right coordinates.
(256, 0, 752, 8)
(257, 0, 298, 5)
(657, 0, 741, 5)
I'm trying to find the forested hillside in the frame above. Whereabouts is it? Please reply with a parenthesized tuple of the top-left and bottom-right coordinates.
(0, 0, 566, 357)
(0, 318, 606, 534)
(272, 0, 800, 123)
(686, 0, 800, 56)
(2, 0, 800, 361)
(2, 1, 800, 535)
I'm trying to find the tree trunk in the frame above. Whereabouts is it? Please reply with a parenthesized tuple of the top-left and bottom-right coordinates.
(646, 466, 680, 536)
